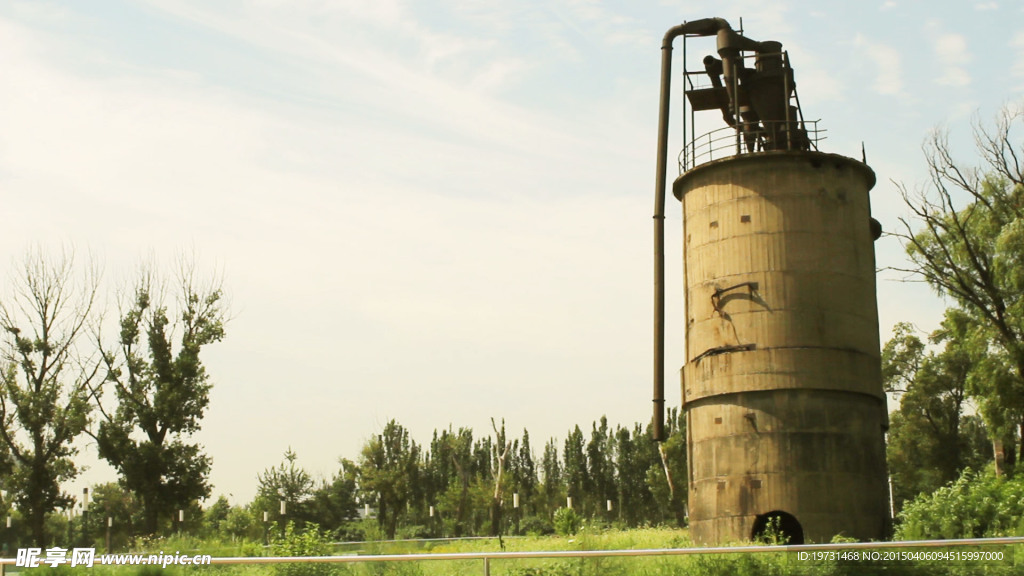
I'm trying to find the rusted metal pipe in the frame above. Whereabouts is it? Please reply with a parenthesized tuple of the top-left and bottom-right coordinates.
(654, 18, 782, 442)
(653, 23, 692, 442)
(654, 18, 739, 443)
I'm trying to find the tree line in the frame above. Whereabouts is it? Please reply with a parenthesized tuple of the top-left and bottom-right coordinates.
(52, 413, 686, 549)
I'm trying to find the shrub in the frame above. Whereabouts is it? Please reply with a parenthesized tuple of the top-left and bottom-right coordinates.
(520, 515, 554, 536)
(396, 524, 431, 540)
(553, 508, 581, 536)
(753, 516, 790, 545)
(896, 468, 1024, 540)
(239, 539, 266, 557)
(223, 506, 262, 541)
(271, 521, 345, 576)
(335, 519, 369, 542)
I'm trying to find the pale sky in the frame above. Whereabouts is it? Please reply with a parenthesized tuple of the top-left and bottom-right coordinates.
(1, 0, 1022, 506)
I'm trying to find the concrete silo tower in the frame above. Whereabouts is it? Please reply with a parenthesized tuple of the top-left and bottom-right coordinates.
(651, 19, 890, 545)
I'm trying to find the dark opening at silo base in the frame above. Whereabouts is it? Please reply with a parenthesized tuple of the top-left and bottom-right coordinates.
(752, 511, 805, 545)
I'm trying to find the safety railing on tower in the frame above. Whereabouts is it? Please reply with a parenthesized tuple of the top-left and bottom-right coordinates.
(678, 119, 826, 173)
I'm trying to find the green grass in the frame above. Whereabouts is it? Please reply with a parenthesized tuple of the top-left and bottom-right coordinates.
(28, 528, 1023, 576)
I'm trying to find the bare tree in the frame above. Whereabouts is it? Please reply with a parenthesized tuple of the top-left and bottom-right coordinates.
(489, 418, 511, 538)
(889, 103, 1024, 470)
(0, 249, 100, 545)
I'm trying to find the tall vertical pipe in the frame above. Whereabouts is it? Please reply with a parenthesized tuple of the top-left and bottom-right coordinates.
(653, 24, 688, 442)
(654, 18, 763, 442)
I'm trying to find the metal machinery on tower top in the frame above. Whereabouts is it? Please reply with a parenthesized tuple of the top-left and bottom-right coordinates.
(679, 18, 811, 161)
(652, 19, 890, 545)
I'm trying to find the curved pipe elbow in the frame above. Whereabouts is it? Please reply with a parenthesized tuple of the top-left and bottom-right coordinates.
(662, 17, 731, 48)
(661, 18, 775, 58)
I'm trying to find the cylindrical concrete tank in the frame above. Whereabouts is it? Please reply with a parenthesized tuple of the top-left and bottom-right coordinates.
(673, 150, 889, 545)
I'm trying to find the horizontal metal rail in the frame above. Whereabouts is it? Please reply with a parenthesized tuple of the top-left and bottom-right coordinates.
(3, 536, 1016, 566)
(332, 535, 524, 547)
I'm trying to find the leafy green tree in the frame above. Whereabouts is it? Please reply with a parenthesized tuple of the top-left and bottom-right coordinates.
(308, 458, 359, 535)
(881, 322, 926, 395)
(0, 250, 98, 546)
(614, 423, 659, 526)
(648, 408, 687, 526)
(93, 267, 226, 534)
(562, 426, 587, 514)
(891, 104, 1024, 468)
(256, 448, 315, 528)
(587, 417, 616, 522)
(468, 435, 493, 533)
(507, 429, 537, 533)
(539, 438, 563, 520)
(202, 495, 231, 538)
(85, 482, 141, 549)
(222, 505, 262, 541)
(358, 419, 421, 539)
(431, 426, 475, 537)
(883, 317, 991, 508)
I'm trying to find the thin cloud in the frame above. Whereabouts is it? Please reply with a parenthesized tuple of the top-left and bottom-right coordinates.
(558, 0, 652, 48)
(934, 33, 971, 86)
(468, 57, 532, 94)
(723, 0, 796, 40)
(1013, 32, 1024, 87)
(853, 34, 904, 96)
(139, 0, 597, 161)
(924, 20, 972, 87)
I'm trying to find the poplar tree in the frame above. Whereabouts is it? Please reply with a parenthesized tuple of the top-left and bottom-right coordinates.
(93, 264, 226, 534)
(587, 417, 614, 519)
(539, 439, 562, 518)
(358, 420, 421, 539)
(431, 427, 474, 536)
(562, 426, 587, 514)
(510, 429, 537, 520)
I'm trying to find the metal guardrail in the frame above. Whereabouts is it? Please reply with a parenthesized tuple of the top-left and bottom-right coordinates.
(679, 120, 826, 173)
(331, 535, 523, 548)
(4, 536, 1017, 574)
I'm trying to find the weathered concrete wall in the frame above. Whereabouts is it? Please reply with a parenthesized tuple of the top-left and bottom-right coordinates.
(674, 151, 889, 545)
